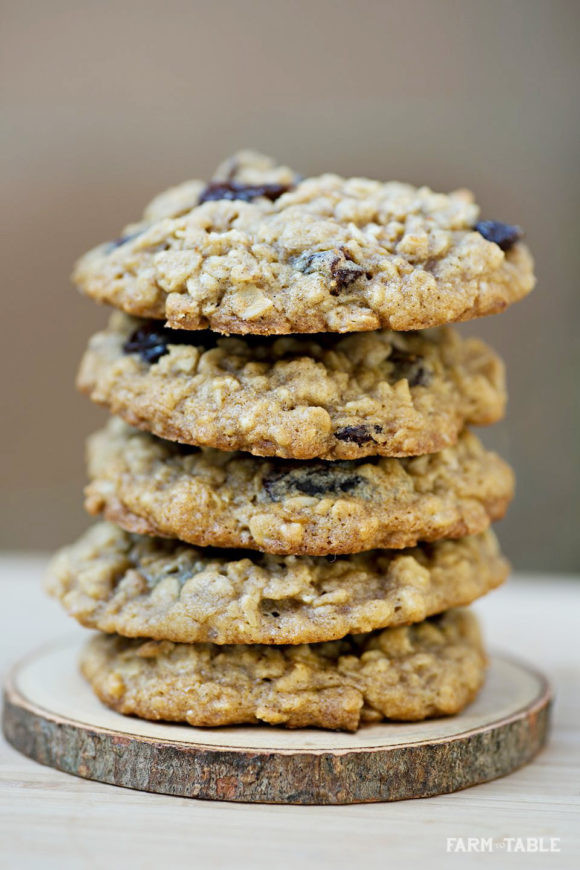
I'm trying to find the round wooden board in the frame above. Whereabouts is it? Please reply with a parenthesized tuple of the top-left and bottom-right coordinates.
(3, 635, 551, 805)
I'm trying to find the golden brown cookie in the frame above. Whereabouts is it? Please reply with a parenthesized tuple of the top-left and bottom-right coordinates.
(73, 151, 534, 334)
(86, 419, 514, 554)
(80, 608, 486, 731)
(78, 314, 506, 460)
(48, 522, 507, 645)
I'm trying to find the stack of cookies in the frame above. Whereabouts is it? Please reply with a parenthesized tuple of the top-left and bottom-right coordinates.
(48, 152, 534, 731)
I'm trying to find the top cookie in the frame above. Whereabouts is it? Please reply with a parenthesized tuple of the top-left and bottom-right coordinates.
(73, 151, 535, 335)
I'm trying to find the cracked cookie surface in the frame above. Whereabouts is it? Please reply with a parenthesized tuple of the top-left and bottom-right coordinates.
(48, 522, 507, 645)
(80, 608, 486, 731)
(86, 420, 514, 554)
(73, 151, 534, 334)
(78, 314, 506, 460)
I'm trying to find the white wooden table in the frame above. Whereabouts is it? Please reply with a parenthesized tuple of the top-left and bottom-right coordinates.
(1, 556, 578, 869)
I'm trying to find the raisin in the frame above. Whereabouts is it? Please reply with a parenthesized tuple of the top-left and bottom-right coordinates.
(122, 323, 173, 363)
(330, 248, 364, 292)
(388, 346, 432, 388)
(105, 230, 143, 253)
(123, 322, 219, 364)
(474, 220, 522, 252)
(263, 463, 366, 502)
(293, 247, 364, 293)
(198, 181, 291, 204)
(334, 425, 375, 446)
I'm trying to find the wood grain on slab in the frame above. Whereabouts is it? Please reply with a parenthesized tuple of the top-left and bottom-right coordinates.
(2, 640, 551, 804)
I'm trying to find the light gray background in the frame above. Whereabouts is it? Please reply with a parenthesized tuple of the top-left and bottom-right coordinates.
(2, 0, 578, 569)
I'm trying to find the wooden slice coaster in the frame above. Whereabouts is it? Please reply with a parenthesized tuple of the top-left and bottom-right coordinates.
(3, 636, 551, 805)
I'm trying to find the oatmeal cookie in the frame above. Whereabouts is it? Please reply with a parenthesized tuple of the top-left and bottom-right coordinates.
(48, 522, 507, 645)
(86, 420, 514, 554)
(80, 608, 486, 730)
(73, 151, 534, 334)
(77, 314, 506, 460)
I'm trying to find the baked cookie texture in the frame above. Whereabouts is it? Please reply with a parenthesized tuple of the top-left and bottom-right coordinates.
(86, 420, 514, 555)
(72, 151, 535, 335)
(77, 314, 506, 460)
(47, 522, 507, 645)
(57, 151, 530, 732)
(80, 608, 485, 731)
